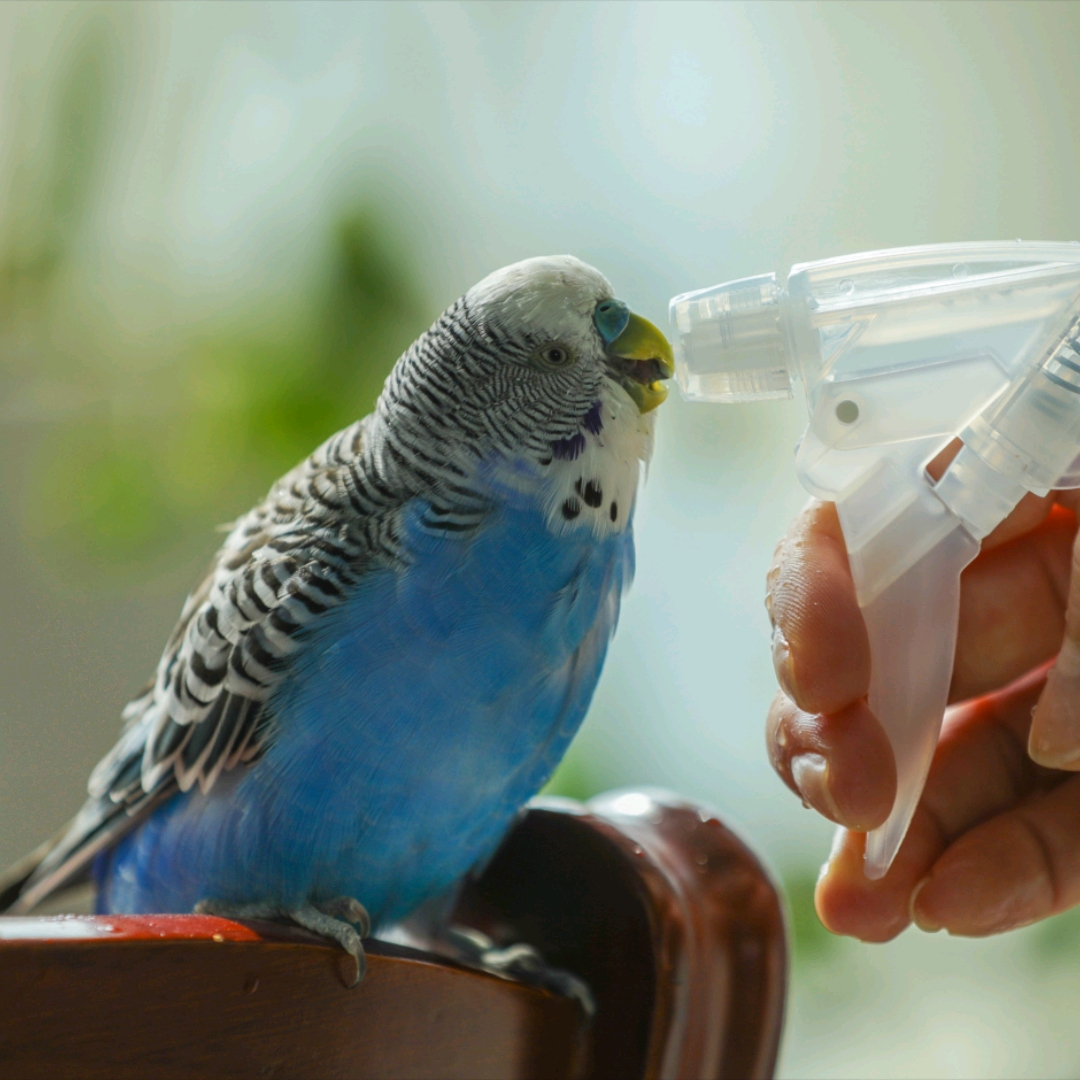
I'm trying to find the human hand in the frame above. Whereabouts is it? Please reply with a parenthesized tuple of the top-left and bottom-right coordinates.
(765, 492, 1080, 941)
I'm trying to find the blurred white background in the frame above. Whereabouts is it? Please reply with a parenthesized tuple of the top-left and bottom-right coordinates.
(3, 3, 1080, 1076)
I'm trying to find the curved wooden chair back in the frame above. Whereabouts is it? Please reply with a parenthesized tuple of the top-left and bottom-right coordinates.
(0, 789, 786, 1080)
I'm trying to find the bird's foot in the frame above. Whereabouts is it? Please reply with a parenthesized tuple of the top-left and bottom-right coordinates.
(194, 895, 371, 987)
(444, 926, 595, 1018)
(288, 897, 371, 986)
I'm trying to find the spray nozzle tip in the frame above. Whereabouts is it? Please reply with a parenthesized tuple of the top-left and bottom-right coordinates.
(669, 273, 793, 403)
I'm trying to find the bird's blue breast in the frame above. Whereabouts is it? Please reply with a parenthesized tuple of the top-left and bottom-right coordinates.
(98, 487, 633, 926)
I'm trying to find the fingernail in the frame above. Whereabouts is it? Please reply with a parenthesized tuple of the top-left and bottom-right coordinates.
(790, 753, 841, 822)
(819, 826, 847, 882)
(1030, 741, 1080, 770)
(1029, 646, 1080, 769)
(828, 824, 847, 861)
(772, 623, 798, 700)
(909, 877, 942, 933)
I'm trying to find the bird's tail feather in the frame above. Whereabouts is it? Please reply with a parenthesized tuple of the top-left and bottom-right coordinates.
(3, 783, 178, 915)
(0, 824, 75, 913)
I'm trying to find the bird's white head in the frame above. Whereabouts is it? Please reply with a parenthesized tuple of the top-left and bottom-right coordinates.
(377, 255, 674, 536)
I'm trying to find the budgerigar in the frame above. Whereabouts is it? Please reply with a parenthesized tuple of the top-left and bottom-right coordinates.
(0, 256, 672, 984)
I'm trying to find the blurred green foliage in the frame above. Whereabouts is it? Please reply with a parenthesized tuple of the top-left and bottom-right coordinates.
(0, 16, 116, 305)
(783, 866, 841, 965)
(23, 212, 428, 572)
(1030, 904, 1080, 965)
(541, 747, 605, 803)
(0, 17, 430, 578)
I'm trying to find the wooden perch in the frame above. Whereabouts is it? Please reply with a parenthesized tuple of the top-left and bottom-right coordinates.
(0, 789, 786, 1080)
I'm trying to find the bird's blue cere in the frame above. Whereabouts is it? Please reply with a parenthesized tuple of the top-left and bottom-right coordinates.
(593, 298, 630, 344)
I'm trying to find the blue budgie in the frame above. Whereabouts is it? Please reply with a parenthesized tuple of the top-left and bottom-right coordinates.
(0, 256, 672, 984)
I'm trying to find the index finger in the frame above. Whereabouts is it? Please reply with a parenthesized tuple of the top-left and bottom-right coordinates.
(765, 500, 870, 716)
(768, 494, 1072, 716)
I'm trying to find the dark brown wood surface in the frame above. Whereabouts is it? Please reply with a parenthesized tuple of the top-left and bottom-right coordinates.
(0, 789, 786, 1080)
(0, 916, 585, 1080)
(456, 790, 788, 1080)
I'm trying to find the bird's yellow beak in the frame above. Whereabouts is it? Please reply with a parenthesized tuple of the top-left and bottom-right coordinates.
(606, 312, 675, 414)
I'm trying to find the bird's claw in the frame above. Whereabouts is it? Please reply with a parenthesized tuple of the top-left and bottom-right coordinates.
(194, 895, 371, 987)
(444, 926, 595, 1018)
(311, 895, 372, 939)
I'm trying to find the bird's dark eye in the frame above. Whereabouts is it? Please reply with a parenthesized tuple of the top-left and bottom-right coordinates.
(535, 343, 575, 370)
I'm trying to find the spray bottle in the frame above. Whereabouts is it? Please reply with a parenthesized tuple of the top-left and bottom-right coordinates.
(670, 241, 1080, 878)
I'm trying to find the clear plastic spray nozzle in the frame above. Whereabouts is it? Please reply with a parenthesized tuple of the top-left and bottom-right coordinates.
(671, 242, 1080, 878)
(670, 274, 793, 402)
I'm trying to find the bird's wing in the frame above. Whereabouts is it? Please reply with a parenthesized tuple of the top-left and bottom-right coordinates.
(11, 419, 394, 911)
